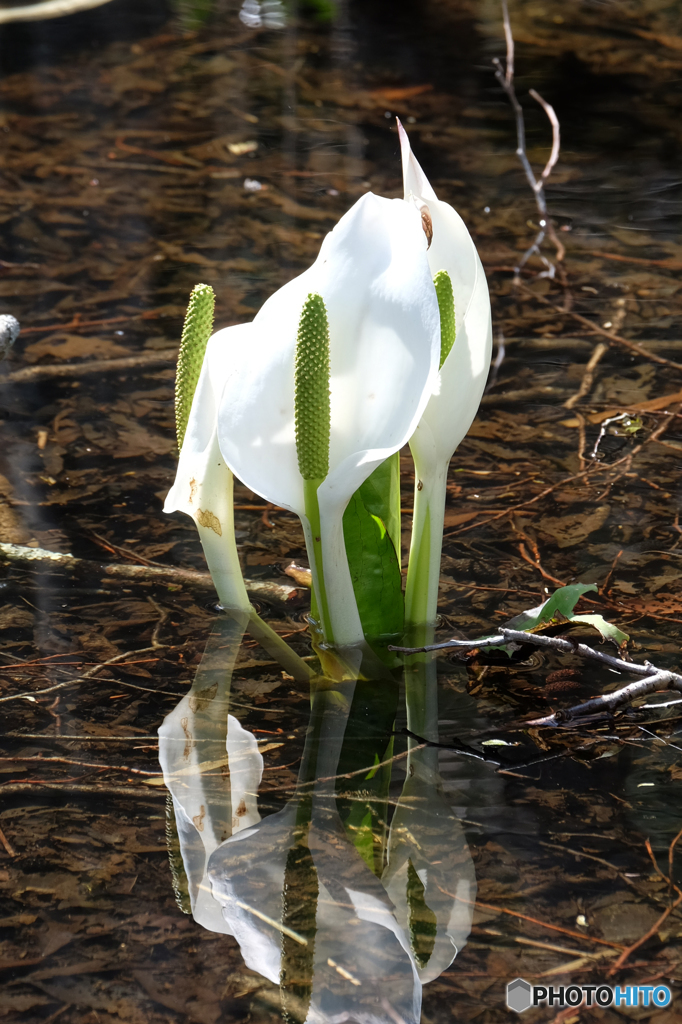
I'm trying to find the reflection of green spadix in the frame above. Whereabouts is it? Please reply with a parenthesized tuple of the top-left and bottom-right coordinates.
(280, 832, 319, 1023)
(433, 270, 455, 369)
(295, 293, 330, 482)
(406, 858, 437, 968)
(165, 793, 191, 915)
(175, 282, 215, 449)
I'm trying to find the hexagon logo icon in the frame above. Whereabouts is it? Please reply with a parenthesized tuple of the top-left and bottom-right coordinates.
(507, 978, 532, 1013)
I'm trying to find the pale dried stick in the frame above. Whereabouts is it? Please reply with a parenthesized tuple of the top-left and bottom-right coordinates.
(493, 0, 564, 280)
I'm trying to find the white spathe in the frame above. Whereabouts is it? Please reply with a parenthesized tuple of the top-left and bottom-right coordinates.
(164, 324, 252, 614)
(196, 192, 440, 644)
(398, 120, 493, 625)
(398, 118, 492, 483)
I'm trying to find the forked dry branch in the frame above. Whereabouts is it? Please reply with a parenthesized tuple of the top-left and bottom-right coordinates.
(493, 0, 565, 282)
(391, 627, 682, 725)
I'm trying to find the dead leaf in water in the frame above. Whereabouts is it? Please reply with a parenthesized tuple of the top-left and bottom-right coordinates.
(23, 335, 132, 364)
(538, 505, 610, 549)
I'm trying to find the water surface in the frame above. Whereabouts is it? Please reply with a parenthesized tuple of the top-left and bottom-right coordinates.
(1, 1, 682, 1021)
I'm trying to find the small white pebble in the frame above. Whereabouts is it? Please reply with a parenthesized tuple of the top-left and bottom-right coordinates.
(0, 314, 20, 358)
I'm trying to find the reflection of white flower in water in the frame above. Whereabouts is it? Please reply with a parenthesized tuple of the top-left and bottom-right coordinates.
(208, 796, 422, 1024)
(205, 674, 474, 1024)
(164, 642, 476, 1023)
(386, 627, 476, 983)
(381, 768, 476, 984)
(206, 679, 420, 1024)
(239, 0, 286, 29)
(158, 615, 264, 935)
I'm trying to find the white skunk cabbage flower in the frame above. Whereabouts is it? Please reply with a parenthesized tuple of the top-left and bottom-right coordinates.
(398, 120, 493, 627)
(196, 192, 440, 645)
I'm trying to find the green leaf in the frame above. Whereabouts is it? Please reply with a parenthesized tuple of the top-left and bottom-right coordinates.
(342, 478, 404, 645)
(482, 583, 628, 655)
(506, 582, 598, 631)
(354, 452, 401, 560)
(570, 614, 629, 647)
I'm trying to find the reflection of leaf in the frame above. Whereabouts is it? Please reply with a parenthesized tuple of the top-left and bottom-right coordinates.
(335, 680, 398, 876)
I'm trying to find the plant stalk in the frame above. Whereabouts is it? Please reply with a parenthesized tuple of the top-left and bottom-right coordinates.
(404, 459, 449, 640)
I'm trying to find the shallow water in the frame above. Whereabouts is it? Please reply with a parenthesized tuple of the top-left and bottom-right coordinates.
(1, 1, 682, 1021)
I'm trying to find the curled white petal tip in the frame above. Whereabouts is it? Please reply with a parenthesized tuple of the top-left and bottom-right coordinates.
(397, 117, 437, 203)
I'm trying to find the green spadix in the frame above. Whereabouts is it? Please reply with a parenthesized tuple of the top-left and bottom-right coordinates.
(175, 283, 215, 449)
(294, 292, 331, 482)
(433, 270, 455, 369)
(294, 292, 333, 640)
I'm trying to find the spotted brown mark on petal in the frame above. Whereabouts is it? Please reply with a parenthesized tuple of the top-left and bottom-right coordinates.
(192, 805, 205, 832)
(181, 717, 192, 760)
(188, 477, 198, 504)
(196, 508, 222, 536)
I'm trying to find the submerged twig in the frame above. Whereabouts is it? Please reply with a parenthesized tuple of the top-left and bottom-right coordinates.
(0, 542, 301, 608)
(607, 825, 682, 973)
(446, 408, 675, 539)
(0, 823, 17, 857)
(0, 349, 178, 384)
(518, 281, 682, 372)
(0, 783, 164, 798)
(0, 0, 114, 24)
(563, 342, 609, 410)
(391, 627, 682, 726)
(493, 0, 564, 281)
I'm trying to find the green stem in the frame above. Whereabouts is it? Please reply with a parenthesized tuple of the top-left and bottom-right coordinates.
(404, 461, 448, 639)
(403, 459, 447, 777)
(303, 477, 335, 645)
